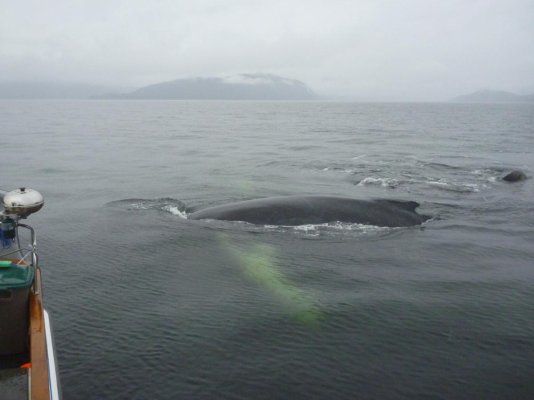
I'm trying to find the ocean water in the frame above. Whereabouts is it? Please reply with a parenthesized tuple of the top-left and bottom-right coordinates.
(1, 100, 533, 399)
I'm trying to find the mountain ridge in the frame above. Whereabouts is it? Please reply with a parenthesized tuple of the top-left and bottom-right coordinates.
(451, 89, 534, 103)
(101, 73, 318, 100)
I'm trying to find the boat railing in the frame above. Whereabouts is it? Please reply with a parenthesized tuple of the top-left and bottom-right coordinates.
(0, 222, 38, 268)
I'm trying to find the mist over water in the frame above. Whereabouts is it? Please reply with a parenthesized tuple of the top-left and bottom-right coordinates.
(1, 100, 533, 399)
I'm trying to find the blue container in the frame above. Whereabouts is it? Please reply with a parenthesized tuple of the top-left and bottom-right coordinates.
(0, 219, 15, 249)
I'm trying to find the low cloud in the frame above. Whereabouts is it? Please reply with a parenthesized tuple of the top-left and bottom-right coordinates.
(1, 0, 533, 100)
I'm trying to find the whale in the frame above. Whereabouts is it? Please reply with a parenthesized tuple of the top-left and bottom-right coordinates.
(502, 170, 527, 182)
(189, 195, 431, 227)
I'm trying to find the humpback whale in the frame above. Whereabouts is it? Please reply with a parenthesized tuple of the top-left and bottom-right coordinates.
(189, 195, 430, 227)
(502, 170, 527, 182)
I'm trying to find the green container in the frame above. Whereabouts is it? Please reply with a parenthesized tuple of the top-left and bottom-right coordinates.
(0, 263, 35, 289)
(0, 263, 35, 355)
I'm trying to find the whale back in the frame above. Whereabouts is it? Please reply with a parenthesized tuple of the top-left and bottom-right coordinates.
(189, 196, 430, 227)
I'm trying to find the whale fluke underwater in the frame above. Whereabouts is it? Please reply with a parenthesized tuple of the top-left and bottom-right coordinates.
(189, 195, 431, 227)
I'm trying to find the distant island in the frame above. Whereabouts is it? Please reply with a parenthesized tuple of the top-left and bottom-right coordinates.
(100, 74, 318, 100)
(451, 90, 534, 103)
(0, 74, 318, 100)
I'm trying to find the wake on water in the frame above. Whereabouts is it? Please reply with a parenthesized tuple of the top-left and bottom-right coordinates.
(311, 155, 518, 194)
(105, 158, 524, 238)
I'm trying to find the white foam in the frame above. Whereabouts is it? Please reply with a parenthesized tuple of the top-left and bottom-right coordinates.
(164, 205, 188, 219)
(428, 179, 482, 193)
(357, 177, 398, 188)
(325, 222, 391, 233)
(292, 224, 324, 232)
(320, 167, 354, 173)
(265, 221, 392, 235)
(471, 169, 499, 184)
(428, 179, 449, 187)
(464, 183, 482, 192)
(130, 203, 150, 210)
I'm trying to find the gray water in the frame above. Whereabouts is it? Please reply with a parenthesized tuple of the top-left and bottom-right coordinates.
(1, 100, 533, 399)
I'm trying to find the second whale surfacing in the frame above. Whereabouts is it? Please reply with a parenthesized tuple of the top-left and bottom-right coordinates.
(189, 195, 431, 227)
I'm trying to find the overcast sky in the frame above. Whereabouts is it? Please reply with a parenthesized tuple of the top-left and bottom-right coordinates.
(1, 0, 533, 100)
